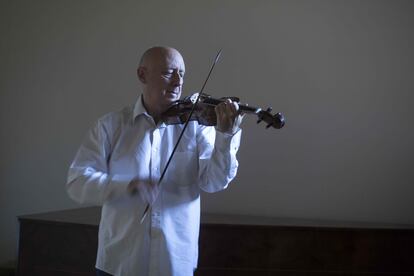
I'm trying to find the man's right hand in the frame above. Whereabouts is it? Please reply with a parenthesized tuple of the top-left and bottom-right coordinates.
(128, 179, 159, 205)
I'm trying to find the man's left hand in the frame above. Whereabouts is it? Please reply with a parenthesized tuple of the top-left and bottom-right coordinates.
(215, 99, 244, 135)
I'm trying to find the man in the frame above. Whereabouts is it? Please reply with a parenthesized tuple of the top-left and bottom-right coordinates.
(67, 46, 243, 276)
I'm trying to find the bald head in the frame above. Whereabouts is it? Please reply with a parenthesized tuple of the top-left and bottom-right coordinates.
(139, 46, 183, 67)
(137, 46, 185, 120)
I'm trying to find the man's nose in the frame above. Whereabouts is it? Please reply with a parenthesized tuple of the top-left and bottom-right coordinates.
(171, 72, 183, 86)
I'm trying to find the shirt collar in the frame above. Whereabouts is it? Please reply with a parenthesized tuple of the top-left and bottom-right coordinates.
(133, 95, 149, 120)
(132, 95, 167, 128)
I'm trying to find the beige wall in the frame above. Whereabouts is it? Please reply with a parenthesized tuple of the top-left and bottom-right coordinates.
(1, 0, 414, 265)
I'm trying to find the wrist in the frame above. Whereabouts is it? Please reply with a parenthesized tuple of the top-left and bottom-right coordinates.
(128, 180, 138, 195)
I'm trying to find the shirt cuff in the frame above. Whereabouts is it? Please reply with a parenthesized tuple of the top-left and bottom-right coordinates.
(107, 174, 132, 199)
(215, 128, 242, 154)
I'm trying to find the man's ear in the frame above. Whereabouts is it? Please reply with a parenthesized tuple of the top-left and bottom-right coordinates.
(137, 67, 147, 84)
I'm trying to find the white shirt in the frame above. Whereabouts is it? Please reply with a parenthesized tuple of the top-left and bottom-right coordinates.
(67, 96, 241, 276)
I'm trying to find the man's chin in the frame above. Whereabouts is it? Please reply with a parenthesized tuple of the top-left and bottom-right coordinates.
(165, 92, 180, 101)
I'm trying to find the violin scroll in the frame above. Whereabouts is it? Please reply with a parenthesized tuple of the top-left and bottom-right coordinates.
(256, 107, 285, 129)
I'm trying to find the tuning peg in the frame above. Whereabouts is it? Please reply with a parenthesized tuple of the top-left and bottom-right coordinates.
(257, 112, 263, 124)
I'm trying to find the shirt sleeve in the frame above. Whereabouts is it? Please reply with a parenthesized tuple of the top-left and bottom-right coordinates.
(197, 126, 242, 193)
(66, 119, 131, 205)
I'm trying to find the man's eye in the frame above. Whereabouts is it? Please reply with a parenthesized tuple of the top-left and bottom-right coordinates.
(162, 70, 184, 78)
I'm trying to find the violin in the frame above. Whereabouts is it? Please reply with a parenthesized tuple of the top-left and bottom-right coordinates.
(161, 93, 285, 129)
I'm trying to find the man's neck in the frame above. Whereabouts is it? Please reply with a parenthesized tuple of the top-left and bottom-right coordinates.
(141, 96, 161, 125)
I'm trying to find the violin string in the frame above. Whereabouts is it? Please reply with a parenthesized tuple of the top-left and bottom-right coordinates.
(140, 49, 223, 223)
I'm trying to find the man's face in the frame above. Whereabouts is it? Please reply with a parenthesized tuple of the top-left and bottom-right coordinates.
(139, 49, 185, 115)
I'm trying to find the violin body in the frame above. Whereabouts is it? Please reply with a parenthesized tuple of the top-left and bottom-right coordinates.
(161, 98, 218, 126)
(161, 93, 285, 129)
